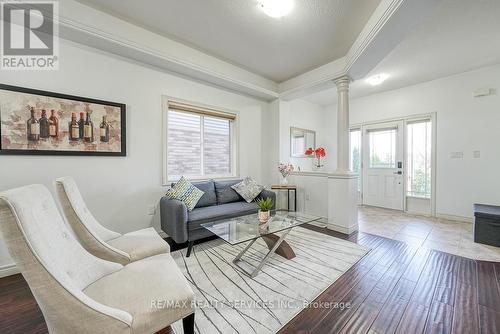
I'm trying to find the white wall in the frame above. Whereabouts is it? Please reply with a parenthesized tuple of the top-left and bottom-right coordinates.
(279, 99, 336, 171)
(348, 64, 500, 219)
(0, 40, 270, 270)
(275, 99, 337, 213)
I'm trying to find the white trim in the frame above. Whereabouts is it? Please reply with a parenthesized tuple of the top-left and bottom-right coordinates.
(436, 213, 473, 224)
(406, 210, 433, 217)
(290, 171, 331, 177)
(57, 1, 278, 100)
(305, 216, 358, 235)
(161, 96, 240, 186)
(288, 171, 359, 179)
(430, 112, 437, 216)
(42, 1, 438, 101)
(350, 112, 434, 128)
(0, 264, 19, 278)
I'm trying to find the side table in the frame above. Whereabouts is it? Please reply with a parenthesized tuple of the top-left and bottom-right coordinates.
(271, 185, 297, 212)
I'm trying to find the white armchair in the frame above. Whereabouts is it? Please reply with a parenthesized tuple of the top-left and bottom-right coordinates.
(55, 176, 169, 264)
(0, 184, 195, 334)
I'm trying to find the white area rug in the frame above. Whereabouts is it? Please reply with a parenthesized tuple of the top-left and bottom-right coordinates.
(171, 227, 368, 334)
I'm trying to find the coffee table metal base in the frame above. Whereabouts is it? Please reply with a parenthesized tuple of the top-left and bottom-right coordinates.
(232, 229, 293, 278)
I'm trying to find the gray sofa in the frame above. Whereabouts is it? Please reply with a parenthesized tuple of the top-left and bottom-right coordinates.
(160, 179, 276, 256)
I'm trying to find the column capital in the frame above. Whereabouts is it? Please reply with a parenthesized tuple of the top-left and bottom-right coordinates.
(334, 76, 351, 91)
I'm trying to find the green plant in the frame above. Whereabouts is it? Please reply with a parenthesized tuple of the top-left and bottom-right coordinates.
(255, 197, 273, 212)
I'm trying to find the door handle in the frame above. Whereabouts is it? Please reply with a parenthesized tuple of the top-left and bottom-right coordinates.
(393, 171, 403, 175)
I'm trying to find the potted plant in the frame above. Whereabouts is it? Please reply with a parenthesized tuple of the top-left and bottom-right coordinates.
(256, 197, 274, 224)
(305, 147, 326, 168)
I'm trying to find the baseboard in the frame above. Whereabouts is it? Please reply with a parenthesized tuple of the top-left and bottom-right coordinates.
(0, 264, 19, 278)
(405, 210, 433, 218)
(436, 213, 473, 223)
(306, 216, 358, 235)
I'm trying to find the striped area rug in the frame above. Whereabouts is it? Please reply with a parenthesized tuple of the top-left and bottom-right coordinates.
(171, 227, 368, 334)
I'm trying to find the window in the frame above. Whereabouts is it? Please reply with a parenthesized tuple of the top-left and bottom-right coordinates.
(166, 102, 235, 181)
(407, 119, 431, 198)
(368, 128, 396, 168)
(350, 129, 362, 191)
(350, 129, 361, 174)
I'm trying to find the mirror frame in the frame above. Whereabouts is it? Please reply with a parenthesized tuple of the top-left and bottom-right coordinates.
(290, 126, 316, 158)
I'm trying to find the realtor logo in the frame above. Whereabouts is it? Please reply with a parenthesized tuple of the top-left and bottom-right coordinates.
(1, 1, 59, 70)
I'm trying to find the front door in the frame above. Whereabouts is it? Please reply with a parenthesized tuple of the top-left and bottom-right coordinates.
(362, 121, 404, 210)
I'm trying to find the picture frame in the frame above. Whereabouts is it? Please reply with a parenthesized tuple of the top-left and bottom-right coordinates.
(0, 84, 126, 156)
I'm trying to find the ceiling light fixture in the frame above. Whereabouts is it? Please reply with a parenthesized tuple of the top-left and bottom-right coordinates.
(366, 73, 389, 86)
(260, 0, 294, 18)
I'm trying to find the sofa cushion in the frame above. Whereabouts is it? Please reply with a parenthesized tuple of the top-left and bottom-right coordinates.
(187, 201, 259, 231)
(192, 180, 217, 208)
(166, 176, 204, 211)
(231, 177, 264, 203)
(171, 180, 216, 208)
(214, 180, 243, 204)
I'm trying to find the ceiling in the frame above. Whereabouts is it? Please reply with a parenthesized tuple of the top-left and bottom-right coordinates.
(76, 0, 381, 82)
(303, 0, 500, 106)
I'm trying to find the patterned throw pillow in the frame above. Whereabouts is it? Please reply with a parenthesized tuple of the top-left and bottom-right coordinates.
(166, 176, 204, 211)
(231, 177, 264, 203)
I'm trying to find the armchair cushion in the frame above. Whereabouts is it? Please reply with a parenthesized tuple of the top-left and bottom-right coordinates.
(83, 253, 194, 334)
(106, 227, 170, 261)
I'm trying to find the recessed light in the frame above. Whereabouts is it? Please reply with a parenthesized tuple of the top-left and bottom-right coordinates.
(260, 0, 294, 18)
(366, 73, 389, 86)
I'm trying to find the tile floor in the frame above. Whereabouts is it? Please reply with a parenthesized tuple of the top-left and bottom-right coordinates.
(358, 206, 500, 262)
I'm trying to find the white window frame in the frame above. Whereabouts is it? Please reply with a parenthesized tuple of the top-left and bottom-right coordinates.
(162, 97, 239, 185)
(406, 118, 432, 199)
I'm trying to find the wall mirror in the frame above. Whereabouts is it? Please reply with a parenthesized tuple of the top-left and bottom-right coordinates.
(290, 127, 316, 157)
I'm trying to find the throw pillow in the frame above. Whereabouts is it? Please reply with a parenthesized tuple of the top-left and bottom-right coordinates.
(231, 177, 264, 203)
(166, 176, 204, 211)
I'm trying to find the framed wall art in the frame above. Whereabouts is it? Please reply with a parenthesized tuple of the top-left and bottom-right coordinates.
(0, 84, 126, 156)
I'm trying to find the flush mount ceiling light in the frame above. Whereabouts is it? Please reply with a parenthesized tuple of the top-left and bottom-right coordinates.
(260, 0, 294, 18)
(366, 73, 389, 86)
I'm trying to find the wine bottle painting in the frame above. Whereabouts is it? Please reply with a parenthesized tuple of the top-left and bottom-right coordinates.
(0, 84, 126, 156)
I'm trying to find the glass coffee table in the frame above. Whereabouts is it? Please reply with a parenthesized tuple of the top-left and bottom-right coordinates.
(202, 211, 321, 278)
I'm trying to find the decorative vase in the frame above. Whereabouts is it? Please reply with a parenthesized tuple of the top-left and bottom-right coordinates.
(313, 157, 324, 170)
(258, 210, 270, 224)
(280, 174, 288, 185)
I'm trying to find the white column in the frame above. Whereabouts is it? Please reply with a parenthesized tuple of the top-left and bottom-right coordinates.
(335, 76, 350, 173)
(326, 76, 359, 234)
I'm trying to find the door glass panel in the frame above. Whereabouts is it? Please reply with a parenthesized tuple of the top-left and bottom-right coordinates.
(407, 120, 431, 198)
(350, 129, 361, 173)
(368, 128, 396, 168)
(350, 129, 362, 191)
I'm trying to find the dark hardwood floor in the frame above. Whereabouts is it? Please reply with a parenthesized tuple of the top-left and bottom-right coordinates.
(1, 227, 499, 334)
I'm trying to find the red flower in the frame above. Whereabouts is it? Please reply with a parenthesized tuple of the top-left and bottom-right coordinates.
(305, 147, 314, 156)
(315, 147, 326, 158)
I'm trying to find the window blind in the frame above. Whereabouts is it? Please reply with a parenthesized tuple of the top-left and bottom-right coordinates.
(167, 101, 235, 180)
(168, 101, 236, 120)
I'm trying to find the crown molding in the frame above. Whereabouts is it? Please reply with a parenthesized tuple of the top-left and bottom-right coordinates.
(278, 0, 440, 100)
(48, 0, 439, 102)
(57, 0, 279, 101)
